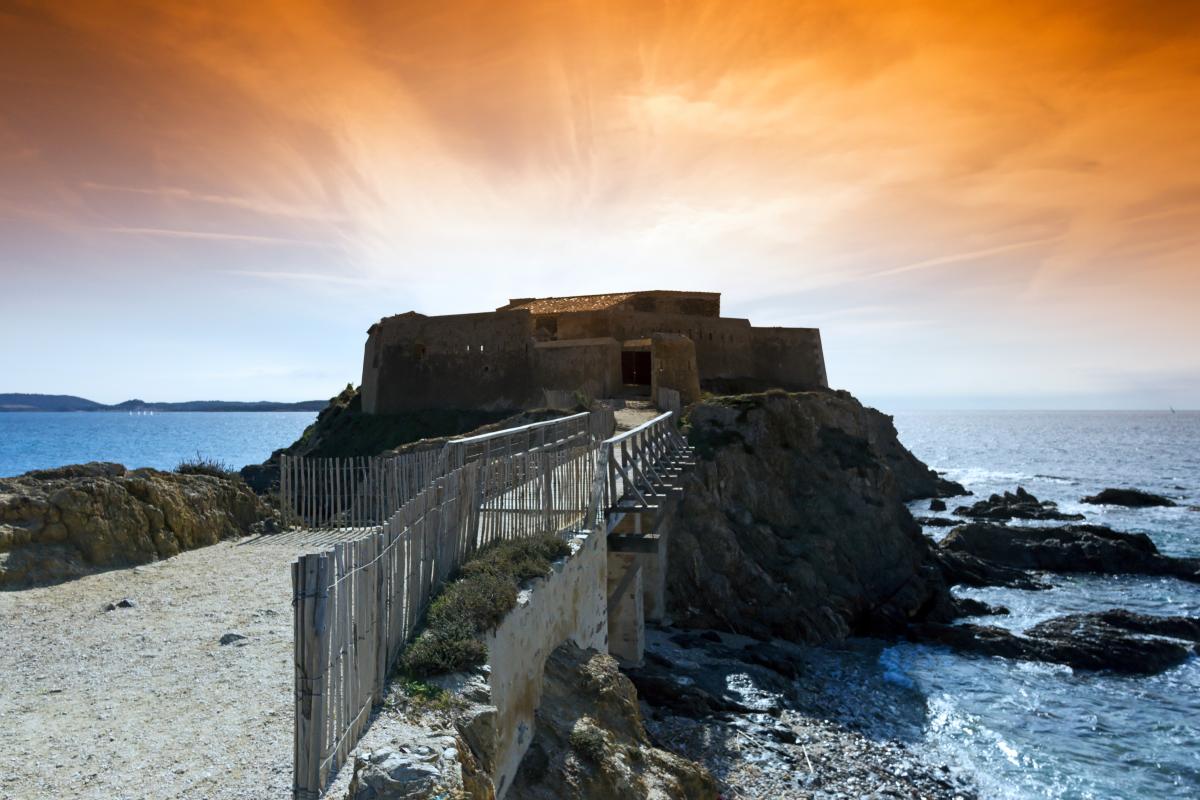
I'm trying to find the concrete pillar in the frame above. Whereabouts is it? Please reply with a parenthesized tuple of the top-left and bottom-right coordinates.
(606, 552, 644, 665)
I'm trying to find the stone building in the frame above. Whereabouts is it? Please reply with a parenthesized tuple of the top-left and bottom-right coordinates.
(360, 291, 827, 414)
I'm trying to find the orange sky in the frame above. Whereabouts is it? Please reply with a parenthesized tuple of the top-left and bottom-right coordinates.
(1, 0, 1197, 406)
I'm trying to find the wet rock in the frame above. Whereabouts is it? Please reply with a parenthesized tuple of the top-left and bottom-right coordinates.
(103, 598, 137, 611)
(928, 499, 947, 512)
(911, 609, 1200, 675)
(915, 516, 956, 527)
(936, 548, 1050, 591)
(219, 632, 248, 646)
(1081, 488, 1177, 507)
(952, 486, 1085, 522)
(951, 597, 1009, 617)
(939, 522, 1200, 584)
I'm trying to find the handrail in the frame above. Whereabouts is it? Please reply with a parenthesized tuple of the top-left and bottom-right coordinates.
(446, 410, 590, 445)
(602, 410, 674, 444)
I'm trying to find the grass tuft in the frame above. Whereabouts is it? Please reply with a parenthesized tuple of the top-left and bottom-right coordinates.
(400, 533, 572, 677)
(175, 452, 235, 479)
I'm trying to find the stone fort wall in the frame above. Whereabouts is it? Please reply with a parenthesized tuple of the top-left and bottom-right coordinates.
(361, 298, 828, 414)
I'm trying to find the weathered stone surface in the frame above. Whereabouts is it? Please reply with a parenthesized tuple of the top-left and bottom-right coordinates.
(509, 642, 717, 800)
(911, 610, 1200, 675)
(0, 464, 275, 588)
(939, 522, 1200, 584)
(668, 390, 961, 643)
(347, 734, 462, 800)
(1081, 487, 1177, 507)
(952, 486, 1084, 522)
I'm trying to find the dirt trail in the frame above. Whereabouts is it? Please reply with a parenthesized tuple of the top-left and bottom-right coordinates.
(0, 532, 338, 800)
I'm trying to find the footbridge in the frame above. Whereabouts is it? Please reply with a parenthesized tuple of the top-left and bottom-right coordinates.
(285, 407, 695, 799)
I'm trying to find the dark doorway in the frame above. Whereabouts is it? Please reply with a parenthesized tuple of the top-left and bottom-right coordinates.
(621, 351, 652, 386)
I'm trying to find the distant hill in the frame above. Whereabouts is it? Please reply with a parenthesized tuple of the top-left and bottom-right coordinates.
(0, 394, 107, 412)
(0, 393, 327, 412)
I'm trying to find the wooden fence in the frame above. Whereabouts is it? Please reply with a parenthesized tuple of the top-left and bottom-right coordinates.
(280, 408, 615, 532)
(291, 420, 609, 798)
(293, 464, 482, 799)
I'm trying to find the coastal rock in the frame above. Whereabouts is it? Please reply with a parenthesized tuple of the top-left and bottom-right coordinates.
(952, 487, 1085, 522)
(0, 465, 275, 588)
(911, 610, 1200, 675)
(938, 523, 1200, 584)
(668, 389, 960, 644)
(929, 498, 947, 512)
(508, 642, 718, 800)
(1081, 488, 1177, 508)
(915, 516, 957, 527)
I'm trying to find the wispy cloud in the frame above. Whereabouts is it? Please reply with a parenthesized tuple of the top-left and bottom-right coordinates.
(97, 226, 337, 247)
(870, 235, 1063, 279)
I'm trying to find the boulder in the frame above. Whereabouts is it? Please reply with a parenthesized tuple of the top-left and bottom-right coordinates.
(347, 734, 462, 800)
(911, 610, 1200, 675)
(939, 522, 1200, 584)
(929, 498, 947, 512)
(952, 486, 1084, 522)
(668, 390, 962, 644)
(0, 465, 276, 588)
(1081, 488, 1177, 508)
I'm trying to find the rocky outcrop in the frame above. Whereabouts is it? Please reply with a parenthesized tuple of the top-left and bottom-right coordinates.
(1081, 488, 1177, 507)
(939, 522, 1200, 584)
(952, 486, 1084, 522)
(0, 463, 275, 587)
(911, 610, 1200, 675)
(669, 390, 960, 643)
(509, 642, 718, 800)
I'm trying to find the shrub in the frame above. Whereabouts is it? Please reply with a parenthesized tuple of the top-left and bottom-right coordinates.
(400, 533, 572, 677)
(175, 452, 234, 479)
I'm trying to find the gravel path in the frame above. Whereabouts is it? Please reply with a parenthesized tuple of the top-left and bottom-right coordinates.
(0, 532, 342, 800)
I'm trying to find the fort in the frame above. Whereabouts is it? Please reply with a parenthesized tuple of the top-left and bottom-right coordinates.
(360, 290, 827, 414)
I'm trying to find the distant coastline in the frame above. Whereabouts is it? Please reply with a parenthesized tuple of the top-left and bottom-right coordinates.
(0, 393, 327, 413)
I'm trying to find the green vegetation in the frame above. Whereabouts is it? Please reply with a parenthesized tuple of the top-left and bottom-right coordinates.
(283, 384, 575, 459)
(569, 719, 609, 762)
(400, 533, 572, 677)
(175, 453, 236, 479)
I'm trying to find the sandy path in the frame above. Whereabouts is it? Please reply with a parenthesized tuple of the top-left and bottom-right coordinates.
(0, 532, 343, 800)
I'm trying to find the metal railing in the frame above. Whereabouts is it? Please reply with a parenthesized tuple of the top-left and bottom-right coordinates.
(587, 411, 691, 532)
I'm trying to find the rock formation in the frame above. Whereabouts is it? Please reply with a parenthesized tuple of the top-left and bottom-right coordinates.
(1081, 488, 1177, 507)
(939, 522, 1200, 584)
(0, 462, 275, 587)
(951, 486, 1085, 522)
(667, 389, 961, 643)
(910, 610, 1200, 675)
(509, 642, 718, 800)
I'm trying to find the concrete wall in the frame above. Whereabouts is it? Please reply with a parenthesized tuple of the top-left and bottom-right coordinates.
(483, 530, 608, 799)
(650, 333, 701, 405)
(362, 311, 538, 414)
(533, 338, 622, 403)
(750, 326, 828, 389)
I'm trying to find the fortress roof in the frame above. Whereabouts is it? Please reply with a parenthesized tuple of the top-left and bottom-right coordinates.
(498, 290, 718, 315)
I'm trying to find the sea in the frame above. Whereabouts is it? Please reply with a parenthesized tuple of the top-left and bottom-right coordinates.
(1, 408, 1197, 797)
(884, 411, 1200, 799)
(0, 411, 317, 478)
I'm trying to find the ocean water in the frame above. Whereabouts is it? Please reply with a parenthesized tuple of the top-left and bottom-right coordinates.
(0, 411, 316, 477)
(885, 411, 1200, 799)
